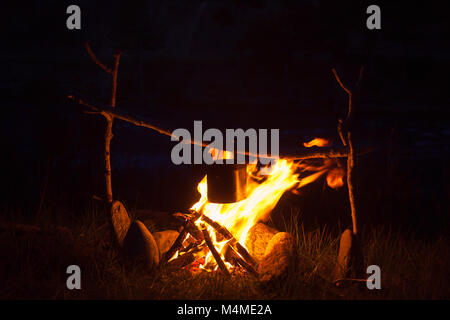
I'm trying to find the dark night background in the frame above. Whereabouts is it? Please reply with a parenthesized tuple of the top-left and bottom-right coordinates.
(1, 1, 449, 237)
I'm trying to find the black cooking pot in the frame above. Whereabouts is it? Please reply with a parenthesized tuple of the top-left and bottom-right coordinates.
(206, 164, 247, 203)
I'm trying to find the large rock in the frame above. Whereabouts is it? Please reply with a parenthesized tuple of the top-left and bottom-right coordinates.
(153, 230, 179, 255)
(110, 200, 131, 247)
(123, 220, 160, 271)
(333, 229, 364, 286)
(258, 232, 295, 282)
(133, 210, 179, 231)
(244, 223, 278, 262)
(333, 229, 353, 284)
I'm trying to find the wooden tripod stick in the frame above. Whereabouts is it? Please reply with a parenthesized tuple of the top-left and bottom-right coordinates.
(85, 42, 122, 204)
(332, 67, 362, 236)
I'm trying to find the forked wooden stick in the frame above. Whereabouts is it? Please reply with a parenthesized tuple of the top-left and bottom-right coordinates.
(332, 67, 363, 236)
(331, 67, 366, 283)
(84, 42, 122, 205)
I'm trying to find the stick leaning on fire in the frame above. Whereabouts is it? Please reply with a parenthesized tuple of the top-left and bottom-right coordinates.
(163, 209, 258, 276)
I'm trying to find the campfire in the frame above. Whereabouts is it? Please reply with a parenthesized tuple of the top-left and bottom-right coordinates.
(163, 151, 344, 277)
(69, 42, 369, 284)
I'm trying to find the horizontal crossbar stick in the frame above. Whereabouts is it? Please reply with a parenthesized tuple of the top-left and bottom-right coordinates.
(68, 95, 179, 139)
(68, 95, 363, 160)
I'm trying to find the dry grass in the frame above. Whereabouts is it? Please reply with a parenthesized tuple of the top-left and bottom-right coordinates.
(0, 206, 449, 300)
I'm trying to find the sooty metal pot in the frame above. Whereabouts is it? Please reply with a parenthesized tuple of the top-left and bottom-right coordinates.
(206, 164, 247, 203)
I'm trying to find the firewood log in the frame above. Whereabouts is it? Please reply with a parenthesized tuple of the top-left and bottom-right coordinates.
(201, 215, 257, 267)
(200, 224, 230, 276)
(225, 245, 258, 277)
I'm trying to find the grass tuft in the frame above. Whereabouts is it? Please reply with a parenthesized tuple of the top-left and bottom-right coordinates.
(1, 204, 449, 299)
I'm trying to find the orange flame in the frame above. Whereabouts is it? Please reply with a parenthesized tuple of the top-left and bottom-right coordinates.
(179, 138, 345, 272)
(209, 147, 234, 160)
(189, 159, 333, 270)
(303, 138, 331, 148)
(326, 167, 345, 189)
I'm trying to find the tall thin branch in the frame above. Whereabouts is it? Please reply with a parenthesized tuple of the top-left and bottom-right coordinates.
(110, 52, 121, 107)
(356, 66, 365, 88)
(346, 131, 358, 235)
(85, 43, 113, 75)
(103, 51, 121, 204)
(332, 68, 353, 124)
(85, 42, 121, 204)
(332, 67, 363, 236)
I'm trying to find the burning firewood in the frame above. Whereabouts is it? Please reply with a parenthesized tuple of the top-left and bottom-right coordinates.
(184, 220, 204, 242)
(179, 241, 204, 255)
(200, 224, 230, 276)
(162, 211, 204, 264)
(163, 213, 260, 275)
(166, 252, 196, 271)
(225, 245, 258, 277)
(201, 215, 257, 267)
(161, 220, 189, 264)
